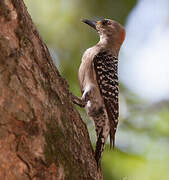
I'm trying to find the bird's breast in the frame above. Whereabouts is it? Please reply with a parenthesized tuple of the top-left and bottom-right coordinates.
(78, 47, 99, 92)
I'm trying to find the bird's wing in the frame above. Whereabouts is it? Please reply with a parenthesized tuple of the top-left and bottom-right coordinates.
(93, 51, 119, 148)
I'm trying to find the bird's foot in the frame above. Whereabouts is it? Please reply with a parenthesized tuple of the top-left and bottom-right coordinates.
(70, 92, 86, 108)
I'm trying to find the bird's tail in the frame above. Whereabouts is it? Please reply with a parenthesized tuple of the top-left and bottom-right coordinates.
(93, 110, 110, 167)
(109, 126, 116, 149)
(95, 128, 105, 167)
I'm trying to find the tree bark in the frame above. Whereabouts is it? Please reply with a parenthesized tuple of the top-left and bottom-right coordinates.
(0, 0, 102, 179)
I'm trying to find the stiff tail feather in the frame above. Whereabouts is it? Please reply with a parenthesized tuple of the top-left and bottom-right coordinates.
(95, 127, 115, 167)
(95, 128, 105, 167)
(109, 127, 116, 149)
(92, 107, 110, 167)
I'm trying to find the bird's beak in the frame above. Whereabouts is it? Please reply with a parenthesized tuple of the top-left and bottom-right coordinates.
(82, 19, 97, 30)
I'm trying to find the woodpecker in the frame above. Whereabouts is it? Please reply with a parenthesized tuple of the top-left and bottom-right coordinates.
(74, 18, 125, 166)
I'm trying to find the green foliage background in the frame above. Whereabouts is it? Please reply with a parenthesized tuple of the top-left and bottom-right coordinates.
(24, 0, 169, 179)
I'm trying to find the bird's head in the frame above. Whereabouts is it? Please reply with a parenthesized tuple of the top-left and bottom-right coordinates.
(82, 19, 125, 49)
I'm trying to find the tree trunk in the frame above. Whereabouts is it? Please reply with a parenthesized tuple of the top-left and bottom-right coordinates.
(0, 0, 102, 179)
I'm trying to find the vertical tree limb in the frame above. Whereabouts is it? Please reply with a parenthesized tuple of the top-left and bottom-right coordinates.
(0, 0, 102, 179)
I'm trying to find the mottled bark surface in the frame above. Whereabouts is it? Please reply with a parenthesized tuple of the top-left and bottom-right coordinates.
(0, 0, 102, 179)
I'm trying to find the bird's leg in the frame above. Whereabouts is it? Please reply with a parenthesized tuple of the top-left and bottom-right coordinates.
(71, 89, 92, 108)
(70, 92, 86, 108)
(81, 90, 91, 102)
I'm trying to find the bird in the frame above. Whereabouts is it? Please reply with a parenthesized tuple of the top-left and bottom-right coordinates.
(76, 18, 125, 167)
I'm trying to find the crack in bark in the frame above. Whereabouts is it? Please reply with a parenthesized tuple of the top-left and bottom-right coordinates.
(16, 153, 32, 180)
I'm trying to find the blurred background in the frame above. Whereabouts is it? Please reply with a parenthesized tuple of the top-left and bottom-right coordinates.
(24, 0, 169, 179)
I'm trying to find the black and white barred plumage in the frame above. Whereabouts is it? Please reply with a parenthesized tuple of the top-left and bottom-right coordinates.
(93, 51, 119, 150)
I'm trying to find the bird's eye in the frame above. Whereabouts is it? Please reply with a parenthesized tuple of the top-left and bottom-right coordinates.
(101, 20, 109, 26)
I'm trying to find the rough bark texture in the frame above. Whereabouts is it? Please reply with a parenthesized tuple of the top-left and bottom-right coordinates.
(0, 0, 102, 179)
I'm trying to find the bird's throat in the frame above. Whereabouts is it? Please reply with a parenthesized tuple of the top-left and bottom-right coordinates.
(98, 36, 120, 57)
